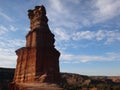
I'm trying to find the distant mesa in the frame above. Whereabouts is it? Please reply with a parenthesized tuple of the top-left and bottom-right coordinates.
(8, 5, 62, 90)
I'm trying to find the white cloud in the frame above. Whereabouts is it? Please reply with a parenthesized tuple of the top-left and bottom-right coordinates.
(56, 21, 81, 30)
(47, 0, 120, 45)
(48, 0, 82, 30)
(0, 36, 25, 50)
(93, 0, 120, 23)
(0, 25, 8, 35)
(105, 30, 120, 44)
(49, 0, 65, 13)
(9, 39, 25, 47)
(0, 38, 25, 68)
(73, 31, 95, 40)
(0, 39, 25, 49)
(0, 11, 13, 22)
(96, 30, 105, 41)
(0, 50, 16, 61)
(54, 29, 120, 51)
(54, 28, 70, 40)
(0, 58, 16, 68)
(9, 25, 17, 31)
(0, 25, 18, 35)
(0, 59, 16, 68)
(47, 0, 120, 32)
(72, 30, 120, 44)
(60, 52, 120, 63)
(68, 0, 81, 4)
(0, 48, 17, 68)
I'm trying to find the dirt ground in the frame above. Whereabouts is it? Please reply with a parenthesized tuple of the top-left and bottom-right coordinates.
(16, 83, 64, 90)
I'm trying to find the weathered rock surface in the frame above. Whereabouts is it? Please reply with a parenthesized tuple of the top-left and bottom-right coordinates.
(9, 5, 61, 90)
(13, 5, 60, 84)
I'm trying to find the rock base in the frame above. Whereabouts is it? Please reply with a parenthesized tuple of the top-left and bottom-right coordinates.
(9, 82, 63, 90)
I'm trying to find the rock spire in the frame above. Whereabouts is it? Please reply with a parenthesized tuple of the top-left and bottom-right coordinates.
(13, 5, 60, 83)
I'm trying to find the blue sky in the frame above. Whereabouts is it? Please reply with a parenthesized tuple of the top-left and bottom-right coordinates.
(0, 0, 120, 76)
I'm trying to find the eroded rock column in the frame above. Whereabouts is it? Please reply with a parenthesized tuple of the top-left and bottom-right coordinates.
(13, 5, 60, 83)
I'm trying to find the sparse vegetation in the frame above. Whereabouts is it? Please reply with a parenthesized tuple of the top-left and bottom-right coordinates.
(60, 82, 120, 90)
(60, 73, 120, 90)
(0, 69, 120, 90)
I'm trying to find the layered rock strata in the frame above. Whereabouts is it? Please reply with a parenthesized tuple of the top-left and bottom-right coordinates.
(9, 5, 61, 90)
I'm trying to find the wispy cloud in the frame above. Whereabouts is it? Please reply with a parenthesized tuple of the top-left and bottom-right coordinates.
(47, 0, 120, 31)
(54, 29, 120, 44)
(67, 0, 81, 5)
(0, 48, 16, 68)
(73, 31, 95, 40)
(9, 25, 17, 31)
(54, 28, 70, 40)
(60, 52, 120, 63)
(0, 0, 119, 69)
(0, 25, 18, 35)
(0, 38, 25, 67)
(49, 0, 65, 13)
(92, 0, 120, 23)
(0, 11, 13, 22)
(0, 25, 8, 35)
(72, 30, 120, 44)
(47, 0, 120, 53)
(0, 59, 16, 68)
(50, 0, 62, 12)
(0, 38, 25, 48)
(48, 0, 82, 31)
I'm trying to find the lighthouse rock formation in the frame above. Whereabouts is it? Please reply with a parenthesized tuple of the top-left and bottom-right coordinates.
(9, 5, 62, 90)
